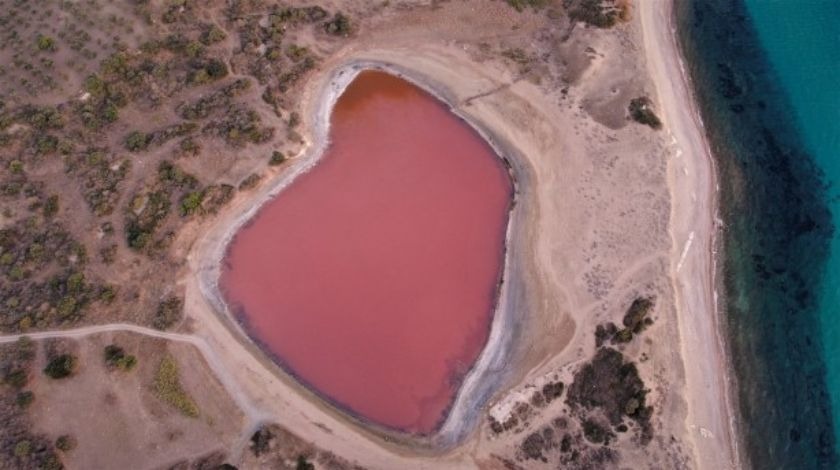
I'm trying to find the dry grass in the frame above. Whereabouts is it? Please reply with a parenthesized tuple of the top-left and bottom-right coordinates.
(153, 354, 199, 418)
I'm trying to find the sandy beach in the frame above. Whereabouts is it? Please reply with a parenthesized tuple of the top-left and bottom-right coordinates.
(639, 1, 739, 468)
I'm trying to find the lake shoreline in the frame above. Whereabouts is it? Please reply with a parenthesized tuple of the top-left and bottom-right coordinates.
(193, 60, 536, 449)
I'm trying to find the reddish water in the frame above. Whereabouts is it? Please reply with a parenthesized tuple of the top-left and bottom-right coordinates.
(220, 71, 513, 434)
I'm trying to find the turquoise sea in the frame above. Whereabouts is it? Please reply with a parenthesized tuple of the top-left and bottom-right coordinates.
(744, 0, 840, 448)
(677, 0, 839, 468)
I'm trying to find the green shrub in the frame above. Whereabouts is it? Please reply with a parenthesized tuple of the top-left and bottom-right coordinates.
(154, 355, 199, 417)
(37, 35, 56, 51)
(4, 369, 28, 388)
(581, 418, 613, 444)
(55, 435, 77, 452)
(323, 13, 352, 37)
(269, 151, 286, 166)
(158, 161, 198, 189)
(180, 190, 205, 216)
(9, 160, 23, 173)
(43, 195, 59, 218)
(200, 25, 227, 45)
(565, 0, 627, 28)
(13, 440, 31, 458)
(189, 59, 228, 85)
(44, 354, 77, 379)
(125, 189, 171, 250)
(288, 112, 301, 129)
(296, 456, 315, 470)
(16, 390, 34, 408)
(15, 337, 35, 361)
(83, 74, 106, 96)
(125, 131, 150, 151)
(98, 285, 117, 303)
(238, 173, 262, 191)
(104, 344, 137, 371)
(628, 97, 662, 129)
(250, 428, 273, 456)
(185, 41, 204, 58)
(613, 327, 633, 343)
(505, 0, 550, 12)
(623, 296, 655, 333)
(153, 296, 183, 330)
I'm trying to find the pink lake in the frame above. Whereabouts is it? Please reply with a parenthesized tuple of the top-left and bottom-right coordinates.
(220, 70, 513, 433)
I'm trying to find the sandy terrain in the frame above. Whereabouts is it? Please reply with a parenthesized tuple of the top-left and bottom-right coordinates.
(638, 2, 738, 468)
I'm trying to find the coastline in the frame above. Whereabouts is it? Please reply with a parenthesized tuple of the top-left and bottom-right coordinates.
(639, 1, 739, 468)
(672, 0, 837, 467)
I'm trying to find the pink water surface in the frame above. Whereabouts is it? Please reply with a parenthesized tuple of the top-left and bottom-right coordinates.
(220, 71, 513, 433)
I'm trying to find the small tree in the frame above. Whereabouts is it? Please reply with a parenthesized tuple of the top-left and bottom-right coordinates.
(153, 296, 183, 330)
(180, 190, 206, 216)
(104, 344, 137, 371)
(13, 440, 31, 458)
(628, 97, 662, 130)
(44, 354, 77, 379)
(4, 369, 28, 388)
(16, 391, 34, 408)
(323, 13, 352, 37)
(43, 195, 59, 217)
(296, 456, 314, 470)
(125, 131, 150, 151)
(55, 435, 77, 452)
(269, 151, 286, 166)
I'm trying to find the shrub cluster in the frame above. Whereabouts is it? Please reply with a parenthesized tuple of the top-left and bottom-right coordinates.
(43, 354, 77, 379)
(565, 0, 628, 28)
(628, 97, 663, 129)
(104, 344, 137, 371)
(153, 296, 183, 330)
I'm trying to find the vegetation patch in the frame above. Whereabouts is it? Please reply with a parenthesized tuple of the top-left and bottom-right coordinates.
(542, 380, 565, 403)
(628, 97, 662, 129)
(125, 189, 171, 251)
(565, 0, 629, 28)
(178, 79, 251, 120)
(595, 296, 656, 346)
(203, 107, 273, 147)
(103, 344, 137, 371)
(505, 0, 551, 12)
(250, 427, 274, 456)
(238, 173, 262, 191)
(65, 148, 130, 216)
(43, 354, 77, 379)
(567, 347, 653, 443)
(269, 150, 286, 166)
(153, 296, 183, 330)
(153, 354, 199, 417)
(55, 435, 77, 453)
(323, 13, 352, 37)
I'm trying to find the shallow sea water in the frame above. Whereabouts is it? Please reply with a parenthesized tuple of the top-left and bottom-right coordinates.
(678, 0, 838, 467)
